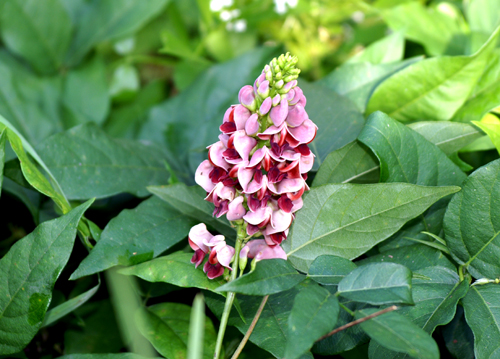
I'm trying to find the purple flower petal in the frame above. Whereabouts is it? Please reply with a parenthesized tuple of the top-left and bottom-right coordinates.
(240, 239, 287, 261)
(259, 97, 272, 115)
(233, 130, 257, 162)
(208, 141, 231, 170)
(245, 113, 260, 136)
(238, 85, 256, 111)
(288, 119, 317, 144)
(227, 196, 246, 221)
(188, 223, 213, 253)
(234, 104, 251, 130)
(195, 160, 216, 193)
(299, 152, 315, 173)
(286, 104, 307, 127)
(243, 206, 272, 225)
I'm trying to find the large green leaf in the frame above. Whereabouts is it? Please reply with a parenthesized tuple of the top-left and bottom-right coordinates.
(466, 0, 500, 42)
(216, 259, 305, 296)
(358, 112, 466, 186)
(348, 31, 405, 65)
(36, 123, 169, 200)
(301, 82, 365, 171)
(59, 355, 157, 359)
(0, 129, 6, 194)
(312, 141, 379, 186)
(408, 121, 483, 155)
(366, 27, 500, 121)
(0, 0, 72, 74)
(70, 196, 194, 280)
(66, 0, 169, 66)
(443, 307, 475, 359)
(283, 183, 460, 272)
(285, 283, 339, 359)
(359, 244, 456, 272)
(368, 267, 469, 358)
(382, 2, 468, 56)
(148, 183, 235, 238)
(472, 118, 500, 155)
(319, 57, 420, 112)
(308, 255, 357, 286)
(137, 303, 216, 359)
(62, 57, 110, 127)
(139, 47, 278, 183)
(338, 263, 413, 305)
(357, 309, 439, 359)
(0, 200, 92, 354)
(119, 252, 225, 294)
(463, 284, 500, 359)
(444, 159, 500, 279)
(454, 50, 500, 122)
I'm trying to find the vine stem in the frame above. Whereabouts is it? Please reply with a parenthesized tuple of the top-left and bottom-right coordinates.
(316, 305, 398, 342)
(213, 226, 245, 359)
(231, 295, 269, 359)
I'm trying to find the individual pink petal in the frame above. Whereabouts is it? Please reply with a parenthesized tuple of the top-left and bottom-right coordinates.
(188, 223, 212, 253)
(245, 113, 260, 136)
(286, 104, 307, 127)
(272, 94, 281, 106)
(215, 245, 235, 268)
(190, 249, 206, 268)
(195, 160, 216, 193)
(269, 99, 288, 127)
(238, 85, 256, 110)
(234, 105, 251, 130)
(290, 196, 303, 213)
(240, 239, 287, 261)
(288, 119, 317, 144)
(257, 80, 270, 98)
(208, 141, 231, 171)
(216, 182, 236, 201)
(222, 106, 235, 123)
(243, 206, 272, 225)
(268, 178, 304, 195)
(237, 167, 255, 192)
(269, 209, 293, 233)
(218, 134, 230, 148)
(254, 73, 266, 91)
(233, 130, 257, 162)
(246, 173, 268, 195)
(204, 262, 224, 279)
(259, 97, 272, 115)
(289, 86, 304, 106)
(299, 152, 315, 173)
(227, 196, 246, 221)
(248, 147, 271, 168)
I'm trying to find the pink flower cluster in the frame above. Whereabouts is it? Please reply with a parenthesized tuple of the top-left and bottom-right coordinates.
(189, 53, 317, 279)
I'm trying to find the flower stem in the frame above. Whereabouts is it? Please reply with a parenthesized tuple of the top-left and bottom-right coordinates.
(214, 226, 245, 359)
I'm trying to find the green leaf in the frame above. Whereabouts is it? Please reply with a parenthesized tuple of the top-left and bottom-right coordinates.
(216, 259, 305, 296)
(312, 298, 368, 355)
(338, 263, 413, 305)
(0, 0, 72, 74)
(359, 112, 466, 186)
(205, 286, 300, 358)
(119, 251, 225, 294)
(408, 121, 483, 155)
(443, 307, 474, 359)
(301, 82, 365, 170)
(466, 0, 500, 39)
(0, 200, 93, 354)
(368, 267, 469, 358)
(319, 57, 421, 112)
(66, 0, 169, 66)
(0, 63, 57, 146)
(63, 300, 123, 354)
(472, 118, 500, 155)
(308, 255, 357, 285)
(312, 141, 379, 186)
(62, 57, 110, 127)
(137, 303, 217, 359)
(285, 284, 339, 359)
(37, 123, 170, 200)
(5, 126, 71, 214)
(148, 183, 235, 238)
(360, 244, 456, 272)
(42, 278, 100, 327)
(357, 309, 439, 359)
(283, 183, 460, 272)
(348, 31, 405, 64)
(454, 50, 500, 122)
(366, 27, 500, 121)
(463, 284, 500, 359)
(187, 294, 205, 359)
(70, 196, 194, 280)
(444, 159, 500, 279)
(382, 2, 468, 56)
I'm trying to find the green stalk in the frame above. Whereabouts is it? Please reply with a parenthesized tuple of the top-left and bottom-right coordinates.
(214, 226, 245, 359)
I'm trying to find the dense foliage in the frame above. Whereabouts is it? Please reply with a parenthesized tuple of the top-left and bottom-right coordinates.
(1, 0, 500, 358)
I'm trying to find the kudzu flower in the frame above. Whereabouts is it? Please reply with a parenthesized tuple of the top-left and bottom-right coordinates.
(190, 53, 317, 279)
